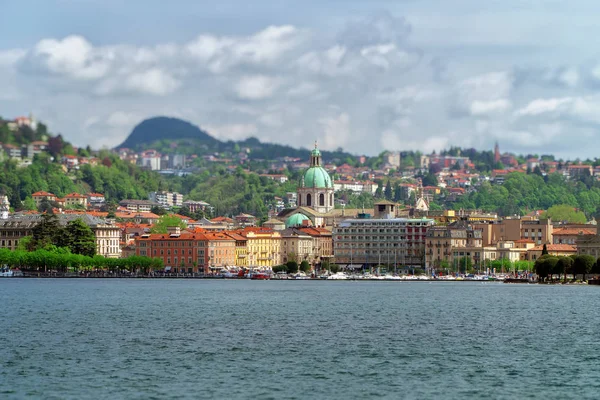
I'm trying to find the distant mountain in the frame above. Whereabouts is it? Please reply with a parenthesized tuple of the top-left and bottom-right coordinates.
(117, 116, 357, 162)
(117, 116, 220, 150)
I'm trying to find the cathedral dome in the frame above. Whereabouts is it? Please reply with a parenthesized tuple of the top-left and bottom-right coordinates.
(285, 213, 312, 228)
(302, 143, 332, 189)
(303, 166, 332, 189)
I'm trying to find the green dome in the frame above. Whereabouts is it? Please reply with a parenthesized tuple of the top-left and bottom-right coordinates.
(286, 213, 312, 228)
(311, 148, 321, 156)
(303, 166, 332, 188)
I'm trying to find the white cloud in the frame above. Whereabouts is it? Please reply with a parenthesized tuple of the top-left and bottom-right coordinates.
(234, 75, 280, 100)
(470, 99, 511, 115)
(125, 68, 180, 96)
(186, 25, 303, 73)
(0, 49, 26, 66)
(319, 113, 351, 150)
(28, 35, 112, 80)
(451, 71, 513, 117)
(558, 68, 579, 87)
(6, 12, 600, 158)
(106, 111, 141, 127)
(287, 82, 319, 97)
(204, 123, 258, 141)
(297, 46, 348, 76)
(516, 97, 573, 116)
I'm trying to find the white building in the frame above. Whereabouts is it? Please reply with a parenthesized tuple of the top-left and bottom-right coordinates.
(333, 201, 435, 268)
(149, 191, 184, 208)
(140, 150, 161, 171)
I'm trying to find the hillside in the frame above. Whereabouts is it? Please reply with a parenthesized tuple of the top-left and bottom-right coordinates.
(117, 116, 220, 150)
(117, 116, 356, 162)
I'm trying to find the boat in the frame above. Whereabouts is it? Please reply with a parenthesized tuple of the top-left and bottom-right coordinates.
(327, 272, 348, 280)
(250, 272, 271, 280)
(292, 271, 310, 280)
(0, 267, 23, 277)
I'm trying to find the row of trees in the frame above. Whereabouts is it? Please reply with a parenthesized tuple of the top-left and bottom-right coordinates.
(435, 257, 534, 274)
(0, 247, 163, 273)
(534, 254, 600, 282)
(272, 260, 312, 274)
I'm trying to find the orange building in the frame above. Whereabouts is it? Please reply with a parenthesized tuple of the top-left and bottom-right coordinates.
(204, 231, 236, 271)
(135, 228, 209, 273)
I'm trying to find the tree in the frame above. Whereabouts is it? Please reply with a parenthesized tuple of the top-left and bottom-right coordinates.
(541, 244, 549, 255)
(422, 172, 438, 187)
(31, 213, 61, 250)
(556, 256, 574, 283)
(286, 261, 299, 274)
(150, 214, 187, 234)
(23, 196, 36, 211)
(572, 255, 595, 281)
(593, 257, 600, 277)
(542, 204, 587, 224)
(300, 260, 310, 273)
(455, 256, 473, 273)
(63, 218, 97, 257)
(16, 236, 34, 252)
(535, 255, 557, 282)
(151, 206, 168, 216)
(384, 180, 392, 200)
(38, 198, 56, 213)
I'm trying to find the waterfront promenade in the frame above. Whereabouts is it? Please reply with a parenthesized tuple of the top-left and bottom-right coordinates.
(7, 270, 597, 284)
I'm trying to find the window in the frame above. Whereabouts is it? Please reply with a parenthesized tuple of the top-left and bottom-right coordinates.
(319, 193, 325, 206)
(307, 194, 312, 206)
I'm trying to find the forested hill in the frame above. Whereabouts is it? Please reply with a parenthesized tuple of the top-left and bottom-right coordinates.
(117, 116, 356, 161)
(117, 117, 219, 150)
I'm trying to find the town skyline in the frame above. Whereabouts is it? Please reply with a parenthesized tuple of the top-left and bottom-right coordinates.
(3, 1, 600, 158)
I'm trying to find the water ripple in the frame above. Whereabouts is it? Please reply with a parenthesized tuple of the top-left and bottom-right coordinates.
(1, 279, 599, 399)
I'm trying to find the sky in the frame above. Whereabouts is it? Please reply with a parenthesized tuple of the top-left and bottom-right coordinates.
(2, 0, 600, 159)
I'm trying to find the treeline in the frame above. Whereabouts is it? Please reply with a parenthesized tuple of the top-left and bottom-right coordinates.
(451, 172, 600, 218)
(0, 248, 163, 273)
(437, 257, 534, 274)
(167, 166, 299, 220)
(534, 254, 600, 282)
(0, 152, 165, 211)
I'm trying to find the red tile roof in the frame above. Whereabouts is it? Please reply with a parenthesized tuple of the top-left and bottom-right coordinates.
(552, 228, 595, 236)
(530, 244, 577, 252)
(32, 191, 56, 197)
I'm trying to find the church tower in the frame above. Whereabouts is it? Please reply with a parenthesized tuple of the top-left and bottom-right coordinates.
(297, 142, 334, 214)
(494, 142, 500, 163)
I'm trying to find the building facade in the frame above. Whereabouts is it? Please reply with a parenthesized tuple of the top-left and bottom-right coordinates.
(334, 202, 434, 268)
(136, 230, 206, 273)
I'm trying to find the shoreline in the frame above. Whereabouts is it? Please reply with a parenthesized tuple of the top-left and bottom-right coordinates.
(2, 273, 595, 284)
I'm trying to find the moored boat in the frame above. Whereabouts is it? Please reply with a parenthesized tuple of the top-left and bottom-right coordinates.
(0, 267, 23, 277)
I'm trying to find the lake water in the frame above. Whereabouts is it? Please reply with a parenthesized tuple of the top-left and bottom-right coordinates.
(1, 279, 600, 399)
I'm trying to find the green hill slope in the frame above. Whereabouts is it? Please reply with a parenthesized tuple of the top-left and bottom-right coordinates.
(117, 116, 220, 150)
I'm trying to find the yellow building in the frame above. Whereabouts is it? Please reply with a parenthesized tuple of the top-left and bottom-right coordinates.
(226, 232, 248, 267)
(241, 228, 282, 268)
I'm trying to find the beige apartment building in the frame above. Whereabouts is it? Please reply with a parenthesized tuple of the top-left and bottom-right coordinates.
(280, 228, 315, 265)
(474, 217, 552, 246)
(425, 221, 483, 270)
